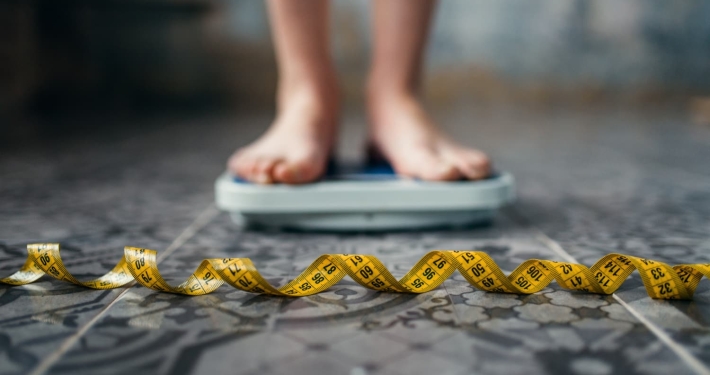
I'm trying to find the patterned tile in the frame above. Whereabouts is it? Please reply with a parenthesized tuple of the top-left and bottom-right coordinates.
(3, 107, 710, 374)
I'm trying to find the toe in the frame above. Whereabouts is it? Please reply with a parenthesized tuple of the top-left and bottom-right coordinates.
(227, 152, 240, 175)
(253, 158, 277, 184)
(228, 150, 256, 180)
(272, 161, 297, 183)
(468, 150, 492, 177)
(398, 148, 461, 181)
(273, 161, 318, 184)
(422, 161, 460, 181)
(449, 149, 491, 180)
(270, 146, 326, 184)
(272, 156, 322, 184)
(288, 156, 324, 184)
(455, 161, 486, 180)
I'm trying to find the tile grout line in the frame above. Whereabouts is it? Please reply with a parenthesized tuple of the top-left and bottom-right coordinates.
(506, 210, 710, 375)
(29, 204, 220, 375)
(441, 280, 465, 327)
(610, 295, 709, 373)
(157, 204, 220, 262)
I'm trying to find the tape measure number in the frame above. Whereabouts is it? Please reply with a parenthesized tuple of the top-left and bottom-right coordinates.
(2, 244, 708, 299)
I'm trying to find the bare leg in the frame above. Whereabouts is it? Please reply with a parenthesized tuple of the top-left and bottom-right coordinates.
(228, 0, 339, 184)
(367, 0, 490, 180)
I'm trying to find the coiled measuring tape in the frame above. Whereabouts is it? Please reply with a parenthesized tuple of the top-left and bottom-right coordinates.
(2, 244, 709, 299)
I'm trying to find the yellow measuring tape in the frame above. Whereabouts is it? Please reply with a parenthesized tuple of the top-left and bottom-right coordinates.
(2, 244, 709, 299)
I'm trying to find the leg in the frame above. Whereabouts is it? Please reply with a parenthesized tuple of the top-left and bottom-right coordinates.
(367, 0, 490, 180)
(228, 0, 339, 184)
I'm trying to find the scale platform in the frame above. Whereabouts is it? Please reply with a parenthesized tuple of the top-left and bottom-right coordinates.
(215, 162, 515, 231)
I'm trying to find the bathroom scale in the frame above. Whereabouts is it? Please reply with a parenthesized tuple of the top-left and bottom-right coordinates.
(215, 161, 515, 231)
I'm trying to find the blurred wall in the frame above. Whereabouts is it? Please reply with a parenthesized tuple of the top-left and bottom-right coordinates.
(229, 0, 710, 105)
(2, 0, 709, 117)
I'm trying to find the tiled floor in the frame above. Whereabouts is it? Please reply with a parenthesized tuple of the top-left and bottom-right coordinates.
(1, 105, 709, 375)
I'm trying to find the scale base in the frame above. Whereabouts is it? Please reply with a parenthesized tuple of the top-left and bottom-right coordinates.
(231, 210, 495, 232)
(216, 162, 514, 232)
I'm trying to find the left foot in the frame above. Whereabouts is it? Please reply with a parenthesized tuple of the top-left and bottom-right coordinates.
(367, 90, 491, 181)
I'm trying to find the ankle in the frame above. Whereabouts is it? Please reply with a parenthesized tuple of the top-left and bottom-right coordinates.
(278, 73, 339, 110)
(367, 85, 419, 124)
(270, 79, 340, 149)
(281, 88, 339, 127)
(367, 81, 418, 108)
(366, 83, 438, 144)
(367, 69, 420, 98)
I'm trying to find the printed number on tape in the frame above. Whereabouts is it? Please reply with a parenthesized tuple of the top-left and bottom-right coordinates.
(2, 244, 709, 299)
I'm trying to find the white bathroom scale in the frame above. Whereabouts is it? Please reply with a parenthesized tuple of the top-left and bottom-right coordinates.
(215, 162, 515, 231)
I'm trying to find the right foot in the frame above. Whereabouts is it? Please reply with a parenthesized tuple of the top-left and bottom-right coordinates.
(366, 90, 491, 181)
(228, 86, 338, 184)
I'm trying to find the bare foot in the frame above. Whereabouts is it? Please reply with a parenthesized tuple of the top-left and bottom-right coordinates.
(228, 86, 338, 184)
(367, 91, 491, 181)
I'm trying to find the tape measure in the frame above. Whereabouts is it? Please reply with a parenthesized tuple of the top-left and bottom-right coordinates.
(2, 243, 708, 299)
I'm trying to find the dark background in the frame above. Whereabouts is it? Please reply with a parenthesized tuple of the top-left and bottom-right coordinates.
(2, 0, 710, 124)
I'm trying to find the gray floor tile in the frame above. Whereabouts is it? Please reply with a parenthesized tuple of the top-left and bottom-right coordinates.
(3, 106, 710, 374)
